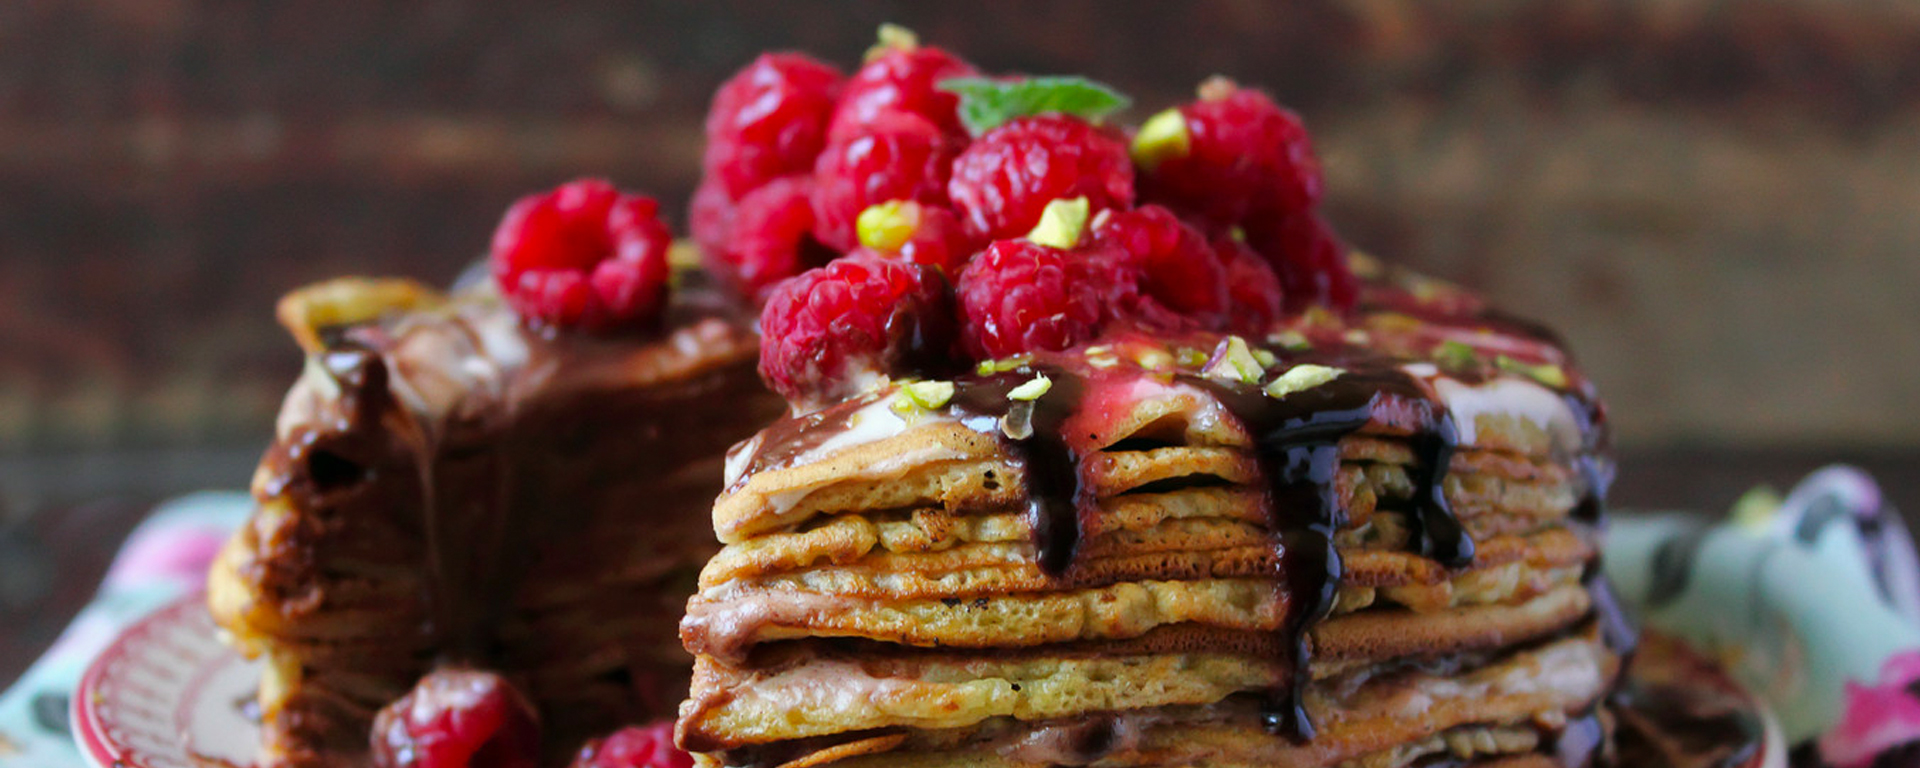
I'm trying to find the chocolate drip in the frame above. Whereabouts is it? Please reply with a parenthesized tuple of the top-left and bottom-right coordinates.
(949, 369, 1092, 576)
(1185, 362, 1471, 741)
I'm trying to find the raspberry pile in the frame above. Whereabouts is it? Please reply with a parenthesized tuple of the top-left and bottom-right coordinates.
(685, 28, 1360, 406)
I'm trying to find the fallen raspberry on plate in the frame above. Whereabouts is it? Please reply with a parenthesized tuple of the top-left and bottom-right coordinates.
(370, 668, 540, 768)
(1245, 209, 1357, 312)
(490, 178, 673, 332)
(759, 252, 956, 407)
(568, 722, 693, 768)
(856, 200, 976, 274)
(948, 114, 1135, 242)
(810, 113, 958, 252)
(829, 25, 978, 140)
(1135, 77, 1322, 227)
(1092, 204, 1230, 327)
(706, 176, 837, 305)
(703, 52, 844, 199)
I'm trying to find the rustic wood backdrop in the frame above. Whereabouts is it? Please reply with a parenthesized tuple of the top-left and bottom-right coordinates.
(3, 0, 1917, 480)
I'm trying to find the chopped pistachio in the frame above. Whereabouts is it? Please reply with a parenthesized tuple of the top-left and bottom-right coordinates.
(1026, 197, 1090, 249)
(856, 200, 917, 251)
(1134, 348, 1174, 371)
(1435, 340, 1479, 371)
(1083, 345, 1112, 357)
(1203, 336, 1263, 384)
(976, 354, 1033, 376)
(1130, 108, 1191, 170)
(1265, 364, 1344, 400)
(1268, 330, 1311, 352)
(1087, 354, 1120, 369)
(1301, 305, 1338, 328)
(899, 380, 955, 410)
(1008, 374, 1052, 401)
(1342, 329, 1372, 345)
(1228, 225, 1247, 243)
(866, 23, 919, 63)
(1176, 347, 1210, 368)
(1347, 251, 1383, 279)
(1252, 348, 1278, 369)
(1495, 356, 1570, 389)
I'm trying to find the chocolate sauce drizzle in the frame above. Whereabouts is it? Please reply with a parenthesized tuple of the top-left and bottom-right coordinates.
(935, 348, 1481, 743)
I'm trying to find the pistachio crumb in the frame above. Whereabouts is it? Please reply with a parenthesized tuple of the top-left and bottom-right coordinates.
(856, 200, 916, 251)
(1008, 374, 1053, 401)
(1131, 108, 1191, 171)
(1435, 340, 1478, 371)
(1026, 197, 1091, 249)
(1203, 336, 1264, 384)
(1342, 329, 1372, 345)
(1265, 364, 1345, 400)
(1135, 348, 1174, 371)
(900, 380, 955, 410)
(1176, 347, 1210, 368)
(1269, 330, 1311, 352)
(1252, 348, 1278, 369)
(1495, 356, 1569, 389)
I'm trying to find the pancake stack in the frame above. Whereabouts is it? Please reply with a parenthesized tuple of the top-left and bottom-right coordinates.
(679, 258, 1629, 768)
(209, 274, 786, 767)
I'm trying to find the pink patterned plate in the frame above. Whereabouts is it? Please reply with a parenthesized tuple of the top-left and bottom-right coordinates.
(73, 591, 261, 768)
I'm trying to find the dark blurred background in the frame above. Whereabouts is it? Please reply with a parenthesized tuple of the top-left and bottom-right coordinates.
(1, 0, 1917, 677)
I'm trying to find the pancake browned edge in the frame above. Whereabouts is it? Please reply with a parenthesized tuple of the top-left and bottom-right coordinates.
(678, 257, 1631, 768)
(207, 273, 785, 768)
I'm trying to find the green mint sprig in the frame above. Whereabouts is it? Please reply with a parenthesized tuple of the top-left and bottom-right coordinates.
(938, 75, 1132, 136)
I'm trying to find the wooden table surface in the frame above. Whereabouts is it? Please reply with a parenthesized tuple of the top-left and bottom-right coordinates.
(0, 445, 1913, 690)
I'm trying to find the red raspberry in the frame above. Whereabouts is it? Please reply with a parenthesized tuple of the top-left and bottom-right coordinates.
(703, 53, 844, 199)
(947, 114, 1135, 242)
(810, 113, 958, 252)
(688, 176, 734, 265)
(955, 238, 1144, 359)
(1137, 79, 1322, 227)
(568, 722, 692, 768)
(858, 200, 977, 275)
(829, 40, 978, 140)
(1092, 205, 1229, 327)
(1245, 210, 1357, 312)
(707, 176, 836, 305)
(1213, 235, 1285, 335)
(491, 179, 673, 331)
(758, 253, 956, 406)
(370, 669, 540, 768)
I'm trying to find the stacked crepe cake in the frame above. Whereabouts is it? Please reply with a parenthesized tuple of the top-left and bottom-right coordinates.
(676, 29, 1627, 768)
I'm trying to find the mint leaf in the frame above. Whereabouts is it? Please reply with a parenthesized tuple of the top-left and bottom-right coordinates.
(938, 76, 1132, 135)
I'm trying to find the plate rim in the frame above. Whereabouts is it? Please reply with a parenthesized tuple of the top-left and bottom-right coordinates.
(70, 590, 240, 768)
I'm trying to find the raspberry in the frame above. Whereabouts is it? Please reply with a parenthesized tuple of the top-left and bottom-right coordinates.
(758, 253, 956, 407)
(688, 176, 734, 265)
(856, 200, 977, 274)
(948, 114, 1135, 242)
(707, 176, 837, 304)
(370, 669, 540, 768)
(568, 722, 692, 768)
(955, 238, 1142, 359)
(1245, 210, 1357, 312)
(1135, 78, 1322, 227)
(810, 113, 958, 252)
(829, 34, 979, 140)
(1092, 205, 1229, 327)
(1213, 235, 1285, 335)
(490, 179, 673, 331)
(703, 53, 844, 199)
